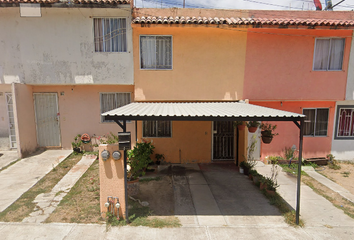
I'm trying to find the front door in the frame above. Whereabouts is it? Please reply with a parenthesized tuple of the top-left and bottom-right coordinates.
(213, 121, 234, 160)
(5, 93, 17, 149)
(33, 93, 61, 147)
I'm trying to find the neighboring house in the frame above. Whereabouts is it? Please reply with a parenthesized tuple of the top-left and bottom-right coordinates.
(131, 8, 354, 163)
(242, 10, 354, 160)
(0, 0, 135, 157)
(331, 32, 354, 160)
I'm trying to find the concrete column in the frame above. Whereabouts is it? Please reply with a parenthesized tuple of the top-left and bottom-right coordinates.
(99, 144, 126, 219)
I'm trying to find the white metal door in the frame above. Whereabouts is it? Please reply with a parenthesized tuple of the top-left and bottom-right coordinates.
(34, 93, 61, 147)
(248, 126, 261, 160)
(5, 93, 17, 149)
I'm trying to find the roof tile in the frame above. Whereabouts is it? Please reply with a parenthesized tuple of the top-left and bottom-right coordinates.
(133, 15, 354, 27)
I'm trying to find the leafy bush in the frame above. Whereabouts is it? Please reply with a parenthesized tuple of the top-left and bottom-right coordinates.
(127, 140, 155, 181)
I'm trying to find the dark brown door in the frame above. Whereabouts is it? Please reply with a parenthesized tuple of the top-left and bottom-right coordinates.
(213, 121, 234, 160)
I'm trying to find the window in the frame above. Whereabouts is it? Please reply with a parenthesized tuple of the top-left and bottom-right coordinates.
(303, 108, 329, 136)
(313, 38, 345, 71)
(143, 121, 171, 137)
(336, 107, 354, 138)
(140, 36, 172, 69)
(100, 93, 131, 122)
(94, 18, 127, 52)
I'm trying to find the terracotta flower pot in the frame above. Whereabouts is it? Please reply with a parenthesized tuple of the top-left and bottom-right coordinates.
(260, 182, 266, 190)
(248, 127, 258, 133)
(249, 174, 253, 180)
(253, 176, 260, 185)
(237, 124, 246, 131)
(266, 189, 276, 196)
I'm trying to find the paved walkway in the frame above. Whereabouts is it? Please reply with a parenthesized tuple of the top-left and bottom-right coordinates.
(22, 154, 97, 223)
(255, 162, 354, 228)
(0, 151, 18, 170)
(303, 166, 354, 204)
(0, 150, 72, 212)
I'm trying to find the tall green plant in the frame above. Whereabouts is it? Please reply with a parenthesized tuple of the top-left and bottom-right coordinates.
(242, 135, 257, 169)
(127, 140, 155, 181)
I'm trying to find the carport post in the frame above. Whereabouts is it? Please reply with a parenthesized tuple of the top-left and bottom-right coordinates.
(296, 118, 304, 225)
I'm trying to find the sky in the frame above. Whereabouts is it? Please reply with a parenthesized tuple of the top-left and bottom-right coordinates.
(134, 0, 354, 11)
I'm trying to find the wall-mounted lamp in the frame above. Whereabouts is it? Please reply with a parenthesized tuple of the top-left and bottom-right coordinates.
(101, 150, 110, 161)
(112, 151, 121, 160)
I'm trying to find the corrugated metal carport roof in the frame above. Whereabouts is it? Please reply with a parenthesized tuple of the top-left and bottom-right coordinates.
(102, 102, 305, 121)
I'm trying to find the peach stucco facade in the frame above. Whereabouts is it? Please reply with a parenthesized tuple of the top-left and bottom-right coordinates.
(251, 101, 336, 159)
(133, 25, 247, 101)
(11, 84, 136, 156)
(244, 29, 351, 101)
(132, 17, 249, 163)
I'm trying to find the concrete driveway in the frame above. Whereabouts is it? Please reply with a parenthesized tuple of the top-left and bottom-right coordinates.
(173, 163, 286, 227)
(0, 149, 72, 212)
(0, 151, 19, 170)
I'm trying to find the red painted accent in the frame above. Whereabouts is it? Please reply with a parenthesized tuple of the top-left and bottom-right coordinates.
(314, 0, 322, 10)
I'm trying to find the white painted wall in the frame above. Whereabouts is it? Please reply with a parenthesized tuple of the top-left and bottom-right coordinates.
(331, 100, 354, 161)
(346, 32, 354, 101)
(0, 7, 133, 85)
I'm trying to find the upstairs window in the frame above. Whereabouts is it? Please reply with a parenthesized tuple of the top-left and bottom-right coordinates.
(313, 38, 345, 71)
(94, 18, 127, 52)
(100, 93, 131, 122)
(336, 107, 354, 138)
(303, 108, 329, 137)
(143, 121, 171, 137)
(140, 36, 172, 69)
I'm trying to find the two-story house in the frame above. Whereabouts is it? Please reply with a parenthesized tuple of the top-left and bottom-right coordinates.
(0, 0, 135, 157)
(130, 8, 354, 163)
(243, 10, 354, 160)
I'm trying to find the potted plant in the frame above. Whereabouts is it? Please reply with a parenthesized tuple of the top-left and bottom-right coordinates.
(240, 135, 257, 175)
(265, 177, 279, 195)
(265, 164, 280, 195)
(71, 134, 82, 153)
(155, 153, 164, 165)
(260, 123, 279, 144)
(234, 121, 246, 131)
(252, 171, 262, 186)
(259, 176, 267, 190)
(246, 121, 260, 133)
(249, 169, 258, 181)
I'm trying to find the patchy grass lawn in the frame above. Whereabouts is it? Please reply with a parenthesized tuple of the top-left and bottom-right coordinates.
(317, 162, 354, 196)
(0, 153, 82, 222)
(45, 161, 180, 228)
(45, 158, 101, 224)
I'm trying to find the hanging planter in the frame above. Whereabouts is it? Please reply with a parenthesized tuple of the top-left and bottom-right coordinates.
(260, 123, 279, 144)
(233, 121, 246, 131)
(246, 121, 260, 133)
(261, 132, 273, 144)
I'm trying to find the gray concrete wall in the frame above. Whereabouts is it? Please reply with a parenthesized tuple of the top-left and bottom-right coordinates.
(0, 7, 133, 85)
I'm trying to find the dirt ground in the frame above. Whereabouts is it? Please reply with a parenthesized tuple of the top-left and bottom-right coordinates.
(134, 176, 174, 216)
(317, 162, 354, 195)
(299, 162, 354, 219)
